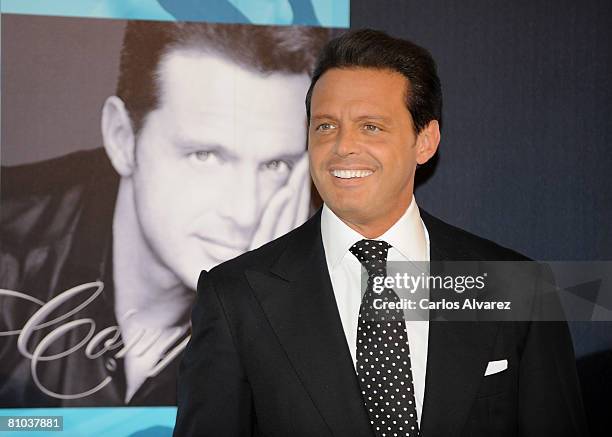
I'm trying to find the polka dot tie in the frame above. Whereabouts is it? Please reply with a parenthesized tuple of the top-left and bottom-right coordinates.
(349, 239, 420, 437)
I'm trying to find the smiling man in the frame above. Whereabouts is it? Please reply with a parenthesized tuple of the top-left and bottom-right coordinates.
(0, 21, 328, 406)
(307, 66, 438, 238)
(175, 29, 588, 436)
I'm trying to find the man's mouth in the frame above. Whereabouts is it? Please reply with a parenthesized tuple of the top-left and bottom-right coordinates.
(330, 169, 374, 179)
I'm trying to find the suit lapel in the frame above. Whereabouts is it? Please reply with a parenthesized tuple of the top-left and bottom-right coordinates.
(419, 212, 500, 436)
(246, 212, 374, 437)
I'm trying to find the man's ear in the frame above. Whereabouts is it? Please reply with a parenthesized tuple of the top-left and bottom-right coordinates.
(415, 119, 441, 165)
(101, 96, 136, 177)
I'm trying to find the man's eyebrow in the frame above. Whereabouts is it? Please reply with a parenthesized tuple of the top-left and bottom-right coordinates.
(310, 114, 393, 124)
(174, 139, 239, 160)
(310, 114, 338, 121)
(353, 115, 393, 123)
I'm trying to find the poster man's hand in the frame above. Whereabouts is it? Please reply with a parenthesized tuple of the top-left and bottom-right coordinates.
(249, 153, 310, 250)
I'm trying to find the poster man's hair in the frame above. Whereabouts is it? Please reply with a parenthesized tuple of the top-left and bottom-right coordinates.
(117, 21, 330, 133)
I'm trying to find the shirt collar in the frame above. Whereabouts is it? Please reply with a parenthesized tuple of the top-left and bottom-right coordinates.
(321, 196, 428, 270)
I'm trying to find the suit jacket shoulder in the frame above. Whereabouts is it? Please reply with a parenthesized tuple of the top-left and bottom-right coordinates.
(420, 209, 530, 261)
(208, 207, 530, 286)
(205, 210, 320, 286)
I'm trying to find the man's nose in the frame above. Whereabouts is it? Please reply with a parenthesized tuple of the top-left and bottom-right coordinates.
(332, 127, 360, 157)
(219, 168, 260, 236)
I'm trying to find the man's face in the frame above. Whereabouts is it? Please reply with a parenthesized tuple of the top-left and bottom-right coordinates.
(308, 67, 420, 232)
(131, 50, 310, 289)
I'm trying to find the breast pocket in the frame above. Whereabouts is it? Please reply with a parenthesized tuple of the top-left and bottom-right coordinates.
(476, 359, 516, 398)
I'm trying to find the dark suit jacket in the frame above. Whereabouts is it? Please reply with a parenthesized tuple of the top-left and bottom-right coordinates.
(174, 209, 588, 436)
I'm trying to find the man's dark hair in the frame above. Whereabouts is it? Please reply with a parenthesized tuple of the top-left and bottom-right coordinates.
(305, 29, 442, 133)
(117, 21, 330, 134)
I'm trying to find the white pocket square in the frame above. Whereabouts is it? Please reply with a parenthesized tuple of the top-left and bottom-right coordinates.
(484, 359, 508, 376)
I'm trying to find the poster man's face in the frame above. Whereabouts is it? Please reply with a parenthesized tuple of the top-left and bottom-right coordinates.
(131, 50, 309, 289)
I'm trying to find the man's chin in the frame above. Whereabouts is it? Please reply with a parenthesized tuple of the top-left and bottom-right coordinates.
(328, 200, 372, 221)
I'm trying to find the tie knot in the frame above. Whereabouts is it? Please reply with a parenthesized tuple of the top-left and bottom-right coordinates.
(349, 239, 391, 277)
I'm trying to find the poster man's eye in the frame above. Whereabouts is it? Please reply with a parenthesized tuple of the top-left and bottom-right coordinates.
(189, 150, 221, 165)
(194, 151, 212, 161)
(263, 160, 292, 172)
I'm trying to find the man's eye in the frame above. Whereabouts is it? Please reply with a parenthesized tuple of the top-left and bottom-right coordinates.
(195, 151, 211, 161)
(364, 124, 381, 132)
(189, 150, 220, 164)
(262, 160, 291, 172)
(316, 123, 336, 132)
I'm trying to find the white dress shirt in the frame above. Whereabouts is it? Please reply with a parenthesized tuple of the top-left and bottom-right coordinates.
(320, 197, 430, 425)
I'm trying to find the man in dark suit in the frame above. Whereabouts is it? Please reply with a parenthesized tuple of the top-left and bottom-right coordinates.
(174, 29, 588, 436)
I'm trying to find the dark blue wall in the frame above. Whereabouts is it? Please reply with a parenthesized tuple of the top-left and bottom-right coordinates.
(351, 1, 612, 434)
